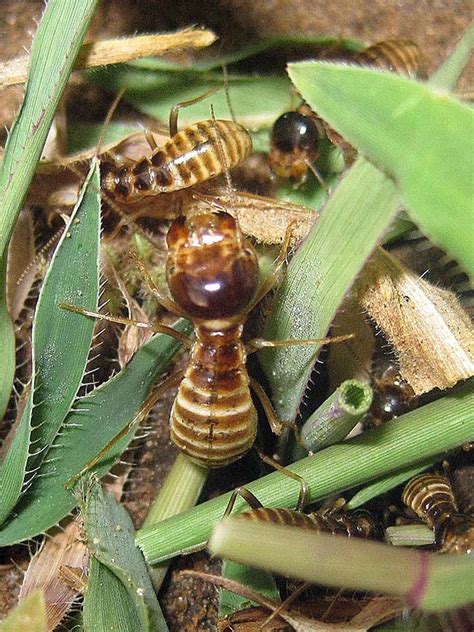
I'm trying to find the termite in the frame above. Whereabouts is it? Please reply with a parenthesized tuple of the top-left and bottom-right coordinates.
(269, 39, 425, 180)
(100, 91, 252, 204)
(62, 210, 352, 481)
(402, 473, 474, 554)
(365, 366, 417, 428)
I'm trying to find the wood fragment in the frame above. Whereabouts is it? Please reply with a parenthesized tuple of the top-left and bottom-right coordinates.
(0, 28, 217, 88)
(356, 247, 474, 394)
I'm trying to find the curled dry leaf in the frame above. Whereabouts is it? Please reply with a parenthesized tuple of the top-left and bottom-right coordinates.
(356, 247, 474, 395)
(0, 27, 217, 88)
(18, 519, 88, 631)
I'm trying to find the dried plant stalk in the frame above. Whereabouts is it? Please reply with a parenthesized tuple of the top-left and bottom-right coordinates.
(0, 28, 217, 88)
(18, 519, 88, 630)
(356, 247, 474, 394)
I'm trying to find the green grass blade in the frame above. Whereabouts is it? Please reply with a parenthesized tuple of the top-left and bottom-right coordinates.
(260, 159, 399, 421)
(83, 484, 167, 632)
(288, 62, 474, 275)
(219, 560, 280, 618)
(0, 163, 100, 526)
(0, 590, 47, 632)
(429, 22, 474, 90)
(136, 382, 474, 564)
(0, 321, 190, 546)
(0, 0, 98, 259)
(0, 255, 15, 420)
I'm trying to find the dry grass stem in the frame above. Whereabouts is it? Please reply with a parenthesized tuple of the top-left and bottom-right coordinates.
(0, 28, 217, 88)
(356, 247, 474, 394)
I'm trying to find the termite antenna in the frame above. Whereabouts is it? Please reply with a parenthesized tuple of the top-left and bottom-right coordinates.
(222, 64, 237, 123)
(96, 86, 127, 159)
(210, 103, 234, 195)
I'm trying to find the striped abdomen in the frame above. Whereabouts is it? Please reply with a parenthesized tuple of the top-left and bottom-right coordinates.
(101, 120, 252, 202)
(402, 474, 458, 532)
(355, 40, 424, 78)
(169, 323, 257, 468)
(238, 507, 377, 539)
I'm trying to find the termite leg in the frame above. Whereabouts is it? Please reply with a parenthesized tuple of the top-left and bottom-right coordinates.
(169, 87, 222, 137)
(247, 333, 354, 352)
(245, 220, 295, 313)
(128, 250, 185, 316)
(144, 130, 158, 151)
(255, 449, 309, 512)
(223, 487, 263, 518)
(261, 582, 310, 629)
(59, 303, 192, 348)
(65, 371, 184, 489)
(249, 377, 300, 442)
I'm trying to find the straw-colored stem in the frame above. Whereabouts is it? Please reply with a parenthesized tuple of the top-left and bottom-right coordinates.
(385, 525, 436, 547)
(209, 519, 474, 611)
(300, 379, 372, 452)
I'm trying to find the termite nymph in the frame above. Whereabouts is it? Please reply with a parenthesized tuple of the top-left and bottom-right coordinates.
(100, 119, 252, 203)
(402, 473, 474, 554)
(354, 39, 425, 78)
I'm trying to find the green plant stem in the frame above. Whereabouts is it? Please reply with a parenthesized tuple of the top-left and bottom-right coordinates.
(142, 453, 207, 590)
(136, 382, 474, 564)
(209, 520, 474, 612)
(300, 379, 372, 452)
(385, 525, 436, 547)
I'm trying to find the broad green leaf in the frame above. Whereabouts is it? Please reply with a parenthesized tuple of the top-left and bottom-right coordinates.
(0, 321, 190, 546)
(260, 159, 399, 421)
(0, 590, 47, 632)
(93, 69, 293, 130)
(288, 62, 474, 275)
(83, 485, 167, 632)
(0, 163, 100, 526)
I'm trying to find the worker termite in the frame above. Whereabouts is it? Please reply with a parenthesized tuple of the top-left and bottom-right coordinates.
(62, 210, 352, 481)
(402, 473, 474, 554)
(365, 366, 417, 428)
(269, 39, 425, 180)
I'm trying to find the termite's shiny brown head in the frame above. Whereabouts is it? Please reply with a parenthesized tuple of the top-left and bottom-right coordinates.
(269, 111, 320, 181)
(166, 212, 259, 320)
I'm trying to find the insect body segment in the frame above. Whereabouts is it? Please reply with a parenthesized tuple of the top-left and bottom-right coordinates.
(354, 39, 425, 78)
(402, 473, 474, 554)
(166, 212, 259, 467)
(101, 120, 252, 202)
(237, 506, 378, 539)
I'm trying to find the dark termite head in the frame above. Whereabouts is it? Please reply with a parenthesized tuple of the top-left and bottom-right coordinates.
(269, 111, 320, 181)
(166, 211, 259, 320)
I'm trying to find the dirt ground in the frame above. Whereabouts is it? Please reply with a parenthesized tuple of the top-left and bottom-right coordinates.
(0, 1, 472, 630)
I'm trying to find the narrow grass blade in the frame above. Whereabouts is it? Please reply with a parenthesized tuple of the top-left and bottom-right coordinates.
(288, 62, 474, 275)
(0, 255, 15, 420)
(0, 590, 47, 632)
(210, 521, 474, 611)
(0, 0, 98, 259)
(136, 382, 474, 564)
(429, 22, 474, 90)
(260, 159, 399, 421)
(83, 483, 167, 632)
(346, 460, 434, 510)
(0, 321, 190, 546)
(0, 163, 100, 526)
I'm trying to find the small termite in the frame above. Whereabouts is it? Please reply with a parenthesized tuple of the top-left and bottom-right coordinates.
(269, 39, 425, 179)
(402, 473, 474, 554)
(63, 211, 352, 480)
(100, 92, 252, 204)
